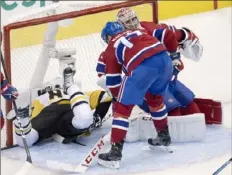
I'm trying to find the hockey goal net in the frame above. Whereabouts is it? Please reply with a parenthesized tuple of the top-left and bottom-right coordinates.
(1, 0, 158, 147)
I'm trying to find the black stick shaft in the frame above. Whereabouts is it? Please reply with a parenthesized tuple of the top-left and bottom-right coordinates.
(212, 158, 232, 175)
(0, 51, 32, 163)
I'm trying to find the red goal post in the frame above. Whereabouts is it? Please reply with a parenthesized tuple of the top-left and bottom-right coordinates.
(2, 0, 158, 147)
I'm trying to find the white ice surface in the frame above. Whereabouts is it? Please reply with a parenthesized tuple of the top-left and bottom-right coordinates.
(1, 7, 232, 175)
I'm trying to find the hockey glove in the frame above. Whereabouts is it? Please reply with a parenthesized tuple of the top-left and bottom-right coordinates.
(88, 114, 103, 132)
(171, 59, 184, 80)
(93, 114, 103, 128)
(1, 79, 18, 100)
(169, 52, 180, 61)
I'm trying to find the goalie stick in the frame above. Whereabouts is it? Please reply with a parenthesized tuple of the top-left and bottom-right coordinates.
(0, 51, 33, 174)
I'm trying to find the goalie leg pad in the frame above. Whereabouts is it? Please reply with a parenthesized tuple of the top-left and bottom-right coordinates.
(126, 115, 157, 143)
(125, 113, 206, 143)
(125, 117, 140, 142)
(168, 113, 206, 142)
(194, 98, 222, 124)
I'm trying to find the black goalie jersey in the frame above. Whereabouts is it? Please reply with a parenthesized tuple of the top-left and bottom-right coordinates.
(30, 89, 112, 141)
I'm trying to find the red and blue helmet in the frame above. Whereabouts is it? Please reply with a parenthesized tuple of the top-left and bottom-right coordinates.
(101, 21, 124, 43)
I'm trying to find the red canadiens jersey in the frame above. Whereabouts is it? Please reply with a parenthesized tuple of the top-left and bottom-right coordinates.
(140, 21, 185, 46)
(102, 29, 168, 97)
(96, 52, 106, 77)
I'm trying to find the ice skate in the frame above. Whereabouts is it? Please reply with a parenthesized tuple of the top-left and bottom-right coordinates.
(98, 141, 124, 169)
(148, 126, 171, 147)
(63, 66, 74, 91)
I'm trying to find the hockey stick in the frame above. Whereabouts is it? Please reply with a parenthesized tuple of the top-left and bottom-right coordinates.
(47, 132, 110, 173)
(73, 133, 110, 173)
(212, 157, 232, 175)
(47, 113, 112, 173)
(0, 51, 33, 165)
(71, 113, 112, 173)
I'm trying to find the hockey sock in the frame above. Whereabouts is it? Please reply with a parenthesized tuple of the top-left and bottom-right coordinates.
(111, 117, 129, 143)
(150, 104, 168, 132)
(111, 102, 133, 143)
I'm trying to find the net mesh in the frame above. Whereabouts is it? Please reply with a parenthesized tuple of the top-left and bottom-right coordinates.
(6, 1, 154, 91)
(4, 1, 122, 25)
(2, 0, 156, 147)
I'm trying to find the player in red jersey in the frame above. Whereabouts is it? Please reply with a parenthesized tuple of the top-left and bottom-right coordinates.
(97, 21, 180, 169)
(115, 8, 222, 125)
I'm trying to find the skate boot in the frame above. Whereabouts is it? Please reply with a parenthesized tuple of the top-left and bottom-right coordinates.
(98, 141, 124, 169)
(148, 126, 171, 147)
(63, 66, 74, 92)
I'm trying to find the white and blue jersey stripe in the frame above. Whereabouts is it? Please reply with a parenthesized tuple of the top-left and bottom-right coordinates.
(96, 61, 106, 76)
(114, 30, 163, 73)
(151, 105, 168, 120)
(106, 73, 122, 88)
(153, 28, 167, 44)
(112, 117, 129, 131)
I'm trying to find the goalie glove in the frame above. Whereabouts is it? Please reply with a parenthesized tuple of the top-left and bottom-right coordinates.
(179, 27, 203, 61)
(181, 39, 203, 62)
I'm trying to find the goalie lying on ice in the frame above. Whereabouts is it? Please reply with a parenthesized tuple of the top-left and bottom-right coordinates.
(7, 67, 112, 147)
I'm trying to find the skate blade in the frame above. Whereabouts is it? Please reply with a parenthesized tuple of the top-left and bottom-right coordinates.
(97, 159, 120, 169)
(149, 145, 173, 153)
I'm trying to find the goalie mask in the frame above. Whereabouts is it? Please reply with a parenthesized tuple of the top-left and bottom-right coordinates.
(116, 8, 140, 30)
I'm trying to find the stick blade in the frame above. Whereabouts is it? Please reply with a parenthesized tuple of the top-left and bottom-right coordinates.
(74, 163, 89, 173)
(14, 162, 32, 175)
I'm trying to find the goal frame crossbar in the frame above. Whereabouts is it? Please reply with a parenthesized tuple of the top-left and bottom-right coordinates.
(2, 0, 158, 147)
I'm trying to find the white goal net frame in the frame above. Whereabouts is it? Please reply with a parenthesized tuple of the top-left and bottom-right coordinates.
(1, 0, 158, 147)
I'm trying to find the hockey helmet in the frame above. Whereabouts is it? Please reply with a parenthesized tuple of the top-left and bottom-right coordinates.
(101, 21, 124, 44)
(116, 8, 140, 30)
